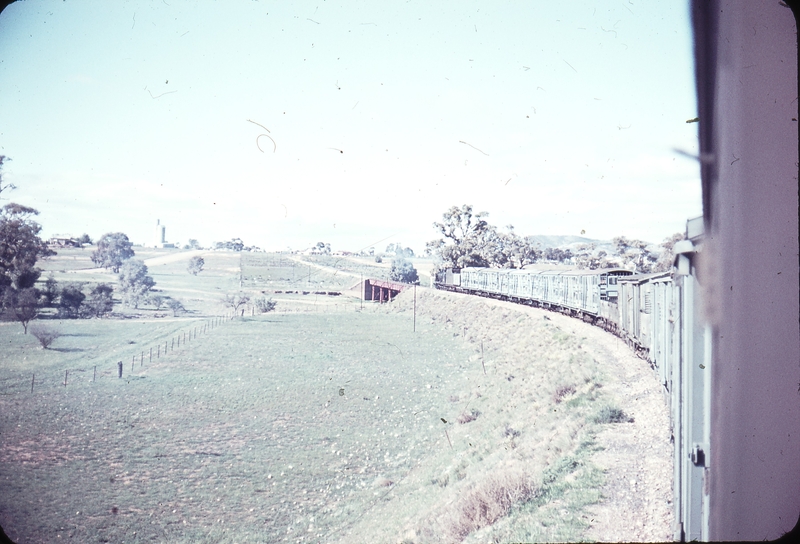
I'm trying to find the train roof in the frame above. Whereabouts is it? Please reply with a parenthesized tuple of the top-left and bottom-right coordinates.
(459, 267, 634, 277)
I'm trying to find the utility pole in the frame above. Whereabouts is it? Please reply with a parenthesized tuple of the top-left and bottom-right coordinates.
(413, 284, 417, 332)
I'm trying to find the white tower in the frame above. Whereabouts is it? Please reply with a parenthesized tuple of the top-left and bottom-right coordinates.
(154, 219, 166, 247)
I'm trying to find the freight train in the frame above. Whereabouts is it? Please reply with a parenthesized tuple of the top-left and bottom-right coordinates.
(431, 2, 800, 538)
(433, 216, 707, 540)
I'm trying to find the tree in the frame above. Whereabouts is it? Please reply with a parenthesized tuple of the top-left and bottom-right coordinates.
(612, 236, 658, 273)
(58, 283, 86, 318)
(187, 239, 201, 249)
(78, 233, 92, 245)
(147, 293, 165, 310)
(167, 298, 185, 316)
(187, 256, 205, 275)
(389, 257, 419, 283)
(0, 156, 15, 199)
(118, 259, 155, 308)
(2, 287, 38, 333)
(223, 292, 250, 313)
(92, 232, 135, 272)
(254, 296, 277, 313)
(428, 204, 494, 269)
(654, 232, 685, 272)
(215, 238, 245, 251)
(0, 203, 54, 322)
(386, 243, 414, 258)
(43, 274, 59, 306)
(84, 283, 114, 317)
(30, 324, 61, 349)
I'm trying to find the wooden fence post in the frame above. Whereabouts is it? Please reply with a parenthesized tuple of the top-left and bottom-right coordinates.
(64, 370, 68, 387)
(31, 373, 34, 394)
(118, 361, 123, 378)
(150, 347, 152, 363)
(93, 366, 96, 382)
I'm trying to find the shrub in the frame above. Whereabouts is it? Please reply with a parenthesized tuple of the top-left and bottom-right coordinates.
(457, 409, 480, 424)
(30, 324, 61, 349)
(552, 384, 577, 404)
(254, 296, 276, 313)
(594, 406, 633, 424)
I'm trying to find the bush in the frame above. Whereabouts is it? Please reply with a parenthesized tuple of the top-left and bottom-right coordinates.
(594, 406, 633, 424)
(254, 296, 276, 313)
(457, 409, 480, 424)
(30, 324, 61, 349)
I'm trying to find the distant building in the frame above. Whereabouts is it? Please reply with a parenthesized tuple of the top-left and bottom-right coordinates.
(152, 220, 175, 248)
(49, 235, 80, 248)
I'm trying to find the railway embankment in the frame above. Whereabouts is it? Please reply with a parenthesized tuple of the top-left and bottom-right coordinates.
(353, 287, 673, 542)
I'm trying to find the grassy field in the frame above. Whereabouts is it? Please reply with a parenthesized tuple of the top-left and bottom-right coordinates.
(0, 249, 638, 543)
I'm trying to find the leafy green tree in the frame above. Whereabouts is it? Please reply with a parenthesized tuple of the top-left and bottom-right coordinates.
(167, 298, 185, 316)
(428, 204, 493, 269)
(92, 232, 135, 272)
(118, 259, 155, 308)
(389, 257, 419, 284)
(2, 287, 39, 333)
(187, 256, 205, 275)
(654, 232, 685, 272)
(78, 233, 92, 245)
(84, 283, 114, 317)
(57, 283, 86, 318)
(43, 274, 59, 305)
(0, 203, 54, 324)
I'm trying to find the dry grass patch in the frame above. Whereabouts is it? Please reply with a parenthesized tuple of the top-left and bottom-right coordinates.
(446, 469, 537, 542)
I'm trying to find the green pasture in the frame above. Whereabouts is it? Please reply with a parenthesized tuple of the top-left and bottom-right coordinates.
(0, 309, 482, 543)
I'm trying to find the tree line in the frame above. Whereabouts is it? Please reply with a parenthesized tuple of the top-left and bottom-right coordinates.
(427, 204, 683, 274)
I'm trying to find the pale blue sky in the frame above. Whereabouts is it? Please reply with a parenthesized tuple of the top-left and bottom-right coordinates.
(0, 0, 700, 252)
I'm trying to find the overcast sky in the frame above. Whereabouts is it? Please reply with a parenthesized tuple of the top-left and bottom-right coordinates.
(0, 0, 700, 253)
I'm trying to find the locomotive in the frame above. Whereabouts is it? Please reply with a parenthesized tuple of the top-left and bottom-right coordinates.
(433, 215, 709, 541)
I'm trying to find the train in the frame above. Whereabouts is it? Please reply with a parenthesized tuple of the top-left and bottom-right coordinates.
(430, 3, 800, 539)
(433, 215, 706, 541)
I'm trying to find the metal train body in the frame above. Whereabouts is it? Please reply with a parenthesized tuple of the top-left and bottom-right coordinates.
(432, 217, 707, 540)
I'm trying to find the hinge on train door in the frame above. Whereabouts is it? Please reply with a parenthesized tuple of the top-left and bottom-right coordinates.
(691, 444, 706, 467)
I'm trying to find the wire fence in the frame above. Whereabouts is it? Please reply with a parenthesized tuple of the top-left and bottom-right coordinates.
(0, 287, 417, 398)
(0, 312, 240, 397)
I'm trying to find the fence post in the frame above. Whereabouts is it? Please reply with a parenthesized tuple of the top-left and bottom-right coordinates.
(141, 351, 144, 366)
(150, 347, 152, 363)
(31, 373, 34, 394)
(93, 366, 96, 382)
(118, 361, 123, 378)
(64, 370, 68, 387)
(131, 356, 135, 372)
